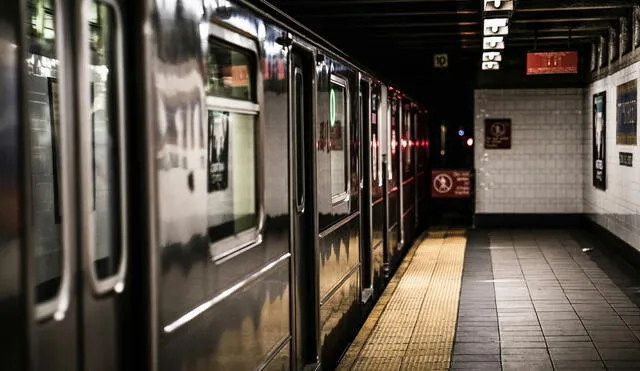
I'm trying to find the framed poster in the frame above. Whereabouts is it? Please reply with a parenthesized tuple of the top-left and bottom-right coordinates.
(484, 118, 511, 149)
(593, 91, 606, 190)
(207, 110, 230, 192)
(616, 79, 637, 145)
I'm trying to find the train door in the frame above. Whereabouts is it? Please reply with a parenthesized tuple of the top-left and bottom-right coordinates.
(290, 46, 320, 370)
(359, 78, 373, 302)
(0, 2, 31, 370)
(19, 0, 131, 369)
(76, 0, 130, 369)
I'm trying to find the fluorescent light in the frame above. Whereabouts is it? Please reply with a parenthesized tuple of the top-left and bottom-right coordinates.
(483, 52, 502, 62)
(483, 36, 505, 49)
(482, 61, 500, 70)
(484, 0, 513, 11)
(484, 18, 509, 35)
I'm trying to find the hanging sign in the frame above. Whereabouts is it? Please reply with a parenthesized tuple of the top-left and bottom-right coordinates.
(526, 51, 578, 75)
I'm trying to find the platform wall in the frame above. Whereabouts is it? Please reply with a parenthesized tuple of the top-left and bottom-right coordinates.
(585, 63, 640, 251)
(474, 89, 585, 215)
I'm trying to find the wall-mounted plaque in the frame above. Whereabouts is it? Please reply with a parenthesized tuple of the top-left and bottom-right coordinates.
(485, 118, 511, 149)
(616, 79, 637, 145)
(620, 152, 633, 167)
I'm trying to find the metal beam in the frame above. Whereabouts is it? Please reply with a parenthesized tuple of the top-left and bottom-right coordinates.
(297, 4, 630, 18)
(272, 0, 469, 5)
(368, 26, 610, 38)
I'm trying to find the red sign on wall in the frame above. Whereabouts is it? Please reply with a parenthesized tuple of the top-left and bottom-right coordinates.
(526, 51, 578, 75)
(431, 170, 471, 198)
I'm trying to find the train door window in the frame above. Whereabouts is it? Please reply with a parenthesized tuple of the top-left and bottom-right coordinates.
(389, 98, 398, 188)
(26, 0, 63, 304)
(370, 87, 382, 200)
(205, 29, 261, 260)
(330, 75, 349, 204)
(294, 69, 305, 211)
(87, 0, 125, 284)
(402, 106, 412, 178)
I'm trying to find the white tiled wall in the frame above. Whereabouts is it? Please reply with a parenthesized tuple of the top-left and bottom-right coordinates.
(474, 89, 585, 214)
(586, 63, 640, 251)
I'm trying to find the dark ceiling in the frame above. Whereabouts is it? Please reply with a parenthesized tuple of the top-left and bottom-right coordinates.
(267, 3, 632, 65)
(263, 0, 637, 106)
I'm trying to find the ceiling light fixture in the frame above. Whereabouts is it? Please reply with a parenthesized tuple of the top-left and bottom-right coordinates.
(482, 52, 502, 62)
(484, 18, 509, 35)
(482, 61, 500, 70)
(483, 36, 505, 49)
(484, 0, 513, 12)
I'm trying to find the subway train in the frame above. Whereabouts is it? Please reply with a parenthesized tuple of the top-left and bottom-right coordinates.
(0, 0, 430, 370)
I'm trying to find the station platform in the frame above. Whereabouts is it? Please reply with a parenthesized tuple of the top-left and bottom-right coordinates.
(337, 228, 640, 371)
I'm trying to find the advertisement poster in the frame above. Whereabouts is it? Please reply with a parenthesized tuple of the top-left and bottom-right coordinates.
(484, 119, 511, 149)
(208, 110, 229, 192)
(616, 79, 637, 145)
(593, 92, 607, 190)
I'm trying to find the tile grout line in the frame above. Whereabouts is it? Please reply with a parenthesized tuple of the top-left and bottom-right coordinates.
(536, 232, 607, 369)
(556, 233, 624, 369)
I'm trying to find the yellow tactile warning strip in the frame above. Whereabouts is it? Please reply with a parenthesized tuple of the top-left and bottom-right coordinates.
(337, 228, 467, 371)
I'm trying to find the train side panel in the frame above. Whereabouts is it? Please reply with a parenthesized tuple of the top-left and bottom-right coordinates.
(315, 55, 362, 369)
(150, 2, 292, 369)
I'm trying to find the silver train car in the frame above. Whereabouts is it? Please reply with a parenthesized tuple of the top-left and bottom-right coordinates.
(0, 0, 430, 369)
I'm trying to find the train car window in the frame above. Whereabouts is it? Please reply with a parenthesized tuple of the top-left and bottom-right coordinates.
(26, 0, 63, 303)
(294, 69, 305, 210)
(402, 107, 412, 178)
(330, 75, 349, 203)
(389, 98, 398, 188)
(206, 40, 255, 102)
(371, 88, 382, 200)
(89, 0, 122, 279)
(205, 32, 261, 260)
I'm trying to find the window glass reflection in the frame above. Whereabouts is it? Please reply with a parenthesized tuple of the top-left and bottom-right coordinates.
(27, 0, 62, 303)
(89, 0, 121, 279)
(330, 79, 347, 199)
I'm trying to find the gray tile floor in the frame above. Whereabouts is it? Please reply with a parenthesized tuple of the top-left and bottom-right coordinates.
(451, 229, 640, 371)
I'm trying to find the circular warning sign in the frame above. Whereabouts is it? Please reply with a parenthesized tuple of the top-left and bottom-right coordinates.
(490, 122, 506, 137)
(433, 173, 453, 194)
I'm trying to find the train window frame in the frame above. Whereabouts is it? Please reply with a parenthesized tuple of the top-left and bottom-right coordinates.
(205, 23, 265, 262)
(26, 0, 74, 322)
(329, 74, 350, 206)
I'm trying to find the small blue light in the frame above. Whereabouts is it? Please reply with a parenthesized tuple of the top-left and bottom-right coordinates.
(458, 129, 465, 136)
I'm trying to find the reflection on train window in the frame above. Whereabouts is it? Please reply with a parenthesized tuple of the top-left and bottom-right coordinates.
(207, 111, 257, 244)
(89, 1, 122, 279)
(402, 109, 412, 177)
(205, 37, 260, 258)
(330, 76, 348, 202)
(294, 71, 305, 208)
(26, 0, 62, 303)
(206, 40, 254, 101)
(371, 90, 382, 199)
(389, 99, 399, 188)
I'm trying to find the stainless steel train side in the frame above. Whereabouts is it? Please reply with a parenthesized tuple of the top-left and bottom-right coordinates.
(0, 0, 430, 370)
